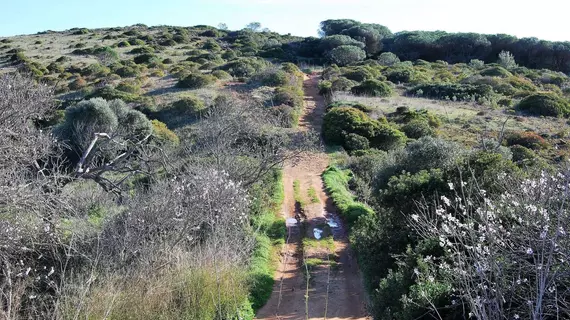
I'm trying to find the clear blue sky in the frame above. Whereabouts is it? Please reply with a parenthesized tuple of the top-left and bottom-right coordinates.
(1, 0, 568, 41)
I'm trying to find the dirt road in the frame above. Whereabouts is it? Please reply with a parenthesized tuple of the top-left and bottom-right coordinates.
(255, 75, 370, 320)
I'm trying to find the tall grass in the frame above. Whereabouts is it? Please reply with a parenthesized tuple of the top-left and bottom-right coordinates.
(322, 166, 374, 228)
(61, 263, 253, 320)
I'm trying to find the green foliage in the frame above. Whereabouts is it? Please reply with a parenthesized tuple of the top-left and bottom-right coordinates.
(134, 53, 159, 65)
(150, 120, 179, 146)
(505, 131, 548, 150)
(400, 119, 435, 139)
(177, 73, 216, 89)
(86, 86, 146, 103)
(273, 86, 303, 108)
(344, 132, 370, 151)
(322, 107, 379, 145)
(517, 93, 570, 117)
(480, 66, 513, 78)
(409, 83, 493, 101)
(370, 124, 407, 151)
(320, 34, 365, 52)
(55, 98, 151, 152)
(326, 101, 373, 112)
(217, 57, 270, 78)
(350, 79, 393, 97)
(378, 52, 400, 66)
(129, 46, 154, 55)
(211, 70, 232, 80)
(322, 166, 374, 227)
(116, 79, 141, 94)
(327, 45, 366, 66)
(248, 169, 285, 311)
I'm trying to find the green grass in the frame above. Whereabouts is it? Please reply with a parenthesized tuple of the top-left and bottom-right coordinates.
(322, 166, 375, 228)
(307, 186, 319, 204)
(247, 169, 285, 311)
(293, 179, 306, 207)
(303, 236, 335, 252)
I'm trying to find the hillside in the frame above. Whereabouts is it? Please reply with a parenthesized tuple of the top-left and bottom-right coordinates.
(1, 19, 570, 320)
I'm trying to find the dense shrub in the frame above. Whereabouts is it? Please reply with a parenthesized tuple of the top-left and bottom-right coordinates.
(117, 41, 130, 47)
(517, 93, 570, 117)
(400, 119, 435, 139)
(177, 73, 216, 89)
(331, 77, 357, 91)
(351, 79, 393, 97)
(377, 52, 400, 66)
(323, 107, 379, 145)
(369, 124, 407, 151)
(273, 86, 303, 108)
(319, 34, 365, 52)
(327, 45, 366, 66)
(505, 131, 548, 150)
(129, 46, 154, 55)
(134, 53, 159, 65)
(343, 67, 376, 82)
(480, 66, 513, 78)
(116, 80, 141, 94)
(86, 86, 145, 103)
(55, 98, 151, 153)
(409, 83, 493, 101)
(326, 101, 373, 113)
(211, 70, 232, 80)
(150, 119, 179, 146)
(385, 68, 414, 83)
(344, 132, 370, 151)
(217, 57, 270, 78)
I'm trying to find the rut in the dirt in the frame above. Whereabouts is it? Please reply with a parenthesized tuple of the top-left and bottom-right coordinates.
(255, 75, 370, 320)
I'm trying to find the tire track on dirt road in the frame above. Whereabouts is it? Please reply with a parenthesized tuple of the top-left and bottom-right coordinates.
(255, 74, 370, 320)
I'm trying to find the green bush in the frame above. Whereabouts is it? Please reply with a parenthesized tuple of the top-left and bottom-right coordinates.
(211, 70, 232, 80)
(409, 83, 493, 101)
(377, 52, 400, 66)
(386, 68, 414, 83)
(343, 67, 376, 82)
(129, 46, 154, 55)
(117, 41, 130, 47)
(150, 119, 179, 146)
(256, 69, 289, 87)
(55, 98, 151, 152)
(400, 119, 435, 139)
(217, 57, 270, 78)
(505, 131, 548, 150)
(351, 80, 393, 97)
(273, 86, 303, 108)
(480, 66, 513, 78)
(177, 73, 216, 89)
(86, 86, 145, 103)
(517, 93, 570, 117)
(331, 77, 357, 92)
(134, 53, 159, 65)
(326, 101, 373, 113)
(116, 80, 141, 94)
(323, 107, 379, 145)
(344, 133, 370, 151)
(327, 45, 366, 66)
(369, 124, 407, 151)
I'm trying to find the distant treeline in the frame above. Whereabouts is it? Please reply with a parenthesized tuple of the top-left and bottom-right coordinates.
(284, 19, 570, 73)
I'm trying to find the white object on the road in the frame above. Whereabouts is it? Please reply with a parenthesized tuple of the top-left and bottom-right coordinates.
(326, 218, 339, 228)
(286, 218, 298, 226)
(313, 228, 323, 239)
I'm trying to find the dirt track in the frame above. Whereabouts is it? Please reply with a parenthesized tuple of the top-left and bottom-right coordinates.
(255, 75, 370, 320)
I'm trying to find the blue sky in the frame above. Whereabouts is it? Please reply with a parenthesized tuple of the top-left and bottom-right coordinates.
(1, 0, 568, 41)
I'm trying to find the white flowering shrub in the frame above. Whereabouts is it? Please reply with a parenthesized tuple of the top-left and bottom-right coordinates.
(411, 172, 570, 319)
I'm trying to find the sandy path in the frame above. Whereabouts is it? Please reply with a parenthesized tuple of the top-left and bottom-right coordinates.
(255, 75, 370, 320)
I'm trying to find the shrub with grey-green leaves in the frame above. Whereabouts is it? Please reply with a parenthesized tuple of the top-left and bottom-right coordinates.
(327, 45, 366, 66)
(55, 98, 152, 158)
(498, 50, 517, 69)
(401, 136, 464, 174)
(377, 52, 400, 66)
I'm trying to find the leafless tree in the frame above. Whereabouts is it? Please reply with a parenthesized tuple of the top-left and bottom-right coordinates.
(183, 92, 318, 186)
